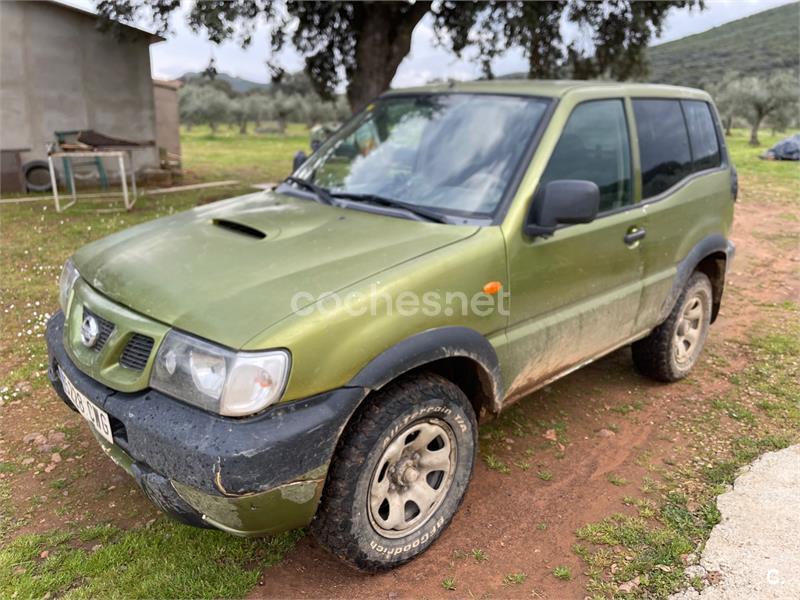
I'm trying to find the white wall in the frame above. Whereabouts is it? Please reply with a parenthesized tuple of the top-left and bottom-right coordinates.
(0, 1, 160, 172)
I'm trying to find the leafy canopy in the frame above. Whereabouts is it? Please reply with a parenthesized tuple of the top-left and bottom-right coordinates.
(98, 0, 703, 111)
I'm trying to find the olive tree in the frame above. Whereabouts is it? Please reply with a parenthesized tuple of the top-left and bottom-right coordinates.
(178, 84, 231, 134)
(728, 72, 799, 146)
(98, 0, 703, 114)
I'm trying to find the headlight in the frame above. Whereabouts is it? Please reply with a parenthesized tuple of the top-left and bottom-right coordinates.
(58, 258, 80, 312)
(150, 330, 290, 417)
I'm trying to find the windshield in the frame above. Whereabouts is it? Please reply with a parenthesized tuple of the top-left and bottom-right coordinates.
(295, 93, 550, 219)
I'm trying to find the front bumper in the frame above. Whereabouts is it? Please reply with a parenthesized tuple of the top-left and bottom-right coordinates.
(46, 311, 365, 535)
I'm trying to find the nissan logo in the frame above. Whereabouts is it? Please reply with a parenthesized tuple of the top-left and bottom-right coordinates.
(80, 315, 100, 348)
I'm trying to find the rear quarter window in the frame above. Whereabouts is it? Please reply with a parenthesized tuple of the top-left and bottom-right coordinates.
(633, 99, 693, 199)
(682, 100, 722, 172)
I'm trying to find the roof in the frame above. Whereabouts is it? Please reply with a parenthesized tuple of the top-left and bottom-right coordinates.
(385, 79, 711, 101)
(48, 0, 164, 43)
(153, 79, 182, 90)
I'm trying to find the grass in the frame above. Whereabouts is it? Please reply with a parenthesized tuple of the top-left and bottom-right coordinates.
(606, 474, 629, 487)
(483, 453, 510, 474)
(181, 123, 309, 184)
(503, 572, 528, 585)
(537, 470, 553, 481)
(441, 575, 457, 591)
(0, 520, 302, 599)
(553, 566, 572, 581)
(471, 548, 488, 562)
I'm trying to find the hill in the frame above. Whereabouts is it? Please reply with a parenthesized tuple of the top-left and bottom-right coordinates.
(646, 2, 800, 87)
(178, 71, 271, 94)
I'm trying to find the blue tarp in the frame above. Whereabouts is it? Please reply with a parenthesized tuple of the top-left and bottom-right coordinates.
(762, 133, 800, 161)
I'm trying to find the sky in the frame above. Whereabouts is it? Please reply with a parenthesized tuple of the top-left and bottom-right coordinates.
(63, 0, 797, 86)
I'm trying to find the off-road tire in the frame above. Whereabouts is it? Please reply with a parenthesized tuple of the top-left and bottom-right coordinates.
(632, 271, 713, 382)
(311, 373, 477, 572)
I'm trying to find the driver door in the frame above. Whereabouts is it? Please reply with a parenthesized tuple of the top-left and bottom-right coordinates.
(503, 98, 647, 401)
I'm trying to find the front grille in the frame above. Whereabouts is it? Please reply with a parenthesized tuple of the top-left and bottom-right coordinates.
(119, 334, 155, 371)
(83, 307, 114, 351)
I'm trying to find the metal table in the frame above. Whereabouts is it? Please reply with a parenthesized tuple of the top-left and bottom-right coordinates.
(48, 150, 137, 212)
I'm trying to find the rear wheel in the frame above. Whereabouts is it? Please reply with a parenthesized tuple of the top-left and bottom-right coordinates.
(632, 271, 713, 382)
(311, 373, 477, 572)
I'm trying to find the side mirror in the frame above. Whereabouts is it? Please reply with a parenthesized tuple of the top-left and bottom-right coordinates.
(292, 150, 307, 172)
(524, 179, 600, 237)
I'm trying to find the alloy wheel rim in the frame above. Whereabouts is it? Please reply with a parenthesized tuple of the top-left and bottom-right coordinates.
(367, 419, 456, 538)
(674, 294, 704, 365)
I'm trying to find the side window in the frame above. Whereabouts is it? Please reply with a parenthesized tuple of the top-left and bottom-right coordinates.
(633, 99, 693, 199)
(682, 100, 721, 172)
(540, 99, 632, 213)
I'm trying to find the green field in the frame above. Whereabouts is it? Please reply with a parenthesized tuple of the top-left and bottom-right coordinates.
(181, 123, 309, 184)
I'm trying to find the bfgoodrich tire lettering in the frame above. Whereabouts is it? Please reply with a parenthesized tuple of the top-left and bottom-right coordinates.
(311, 373, 477, 572)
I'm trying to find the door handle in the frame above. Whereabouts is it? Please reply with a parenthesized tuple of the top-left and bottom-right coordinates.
(624, 227, 646, 245)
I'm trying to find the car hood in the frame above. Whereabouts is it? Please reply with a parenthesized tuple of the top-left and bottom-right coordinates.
(73, 191, 478, 348)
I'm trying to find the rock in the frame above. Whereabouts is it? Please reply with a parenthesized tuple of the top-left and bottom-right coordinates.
(48, 431, 66, 444)
(684, 565, 707, 580)
(15, 382, 32, 394)
(50, 453, 62, 463)
(618, 576, 640, 593)
(597, 428, 616, 437)
(543, 429, 558, 442)
(39, 550, 49, 559)
(22, 457, 34, 465)
(44, 464, 56, 473)
(23, 432, 41, 444)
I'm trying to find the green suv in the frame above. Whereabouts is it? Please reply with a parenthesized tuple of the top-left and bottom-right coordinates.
(46, 80, 735, 571)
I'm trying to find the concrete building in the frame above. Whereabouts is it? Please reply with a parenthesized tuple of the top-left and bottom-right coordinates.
(0, 0, 167, 182)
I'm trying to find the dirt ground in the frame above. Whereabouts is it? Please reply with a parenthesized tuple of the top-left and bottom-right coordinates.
(1, 177, 797, 598)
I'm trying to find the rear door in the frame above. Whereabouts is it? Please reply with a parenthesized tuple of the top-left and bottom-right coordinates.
(502, 98, 647, 401)
(632, 98, 732, 331)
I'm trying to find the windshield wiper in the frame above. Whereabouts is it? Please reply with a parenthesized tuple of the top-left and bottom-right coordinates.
(329, 192, 449, 224)
(284, 176, 334, 205)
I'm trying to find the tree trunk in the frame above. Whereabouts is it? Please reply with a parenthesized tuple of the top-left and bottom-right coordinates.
(210, 121, 217, 134)
(724, 115, 732, 136)
(345, 2, 431, 113)
(239, 119, 248, 135)
(749, 117, 762, 146)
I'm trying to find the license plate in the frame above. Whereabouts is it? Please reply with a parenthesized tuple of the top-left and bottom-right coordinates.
(58, 367, 114, 444)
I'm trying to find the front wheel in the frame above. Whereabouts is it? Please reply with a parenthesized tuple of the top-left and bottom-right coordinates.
(311, 373, 477, 572)
(632, 271, 713, 382)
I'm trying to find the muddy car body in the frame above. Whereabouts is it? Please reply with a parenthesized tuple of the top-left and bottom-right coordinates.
(47, 80, 735, 570)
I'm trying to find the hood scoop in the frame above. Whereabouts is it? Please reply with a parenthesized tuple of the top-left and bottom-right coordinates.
(211, 218, 267, 240)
